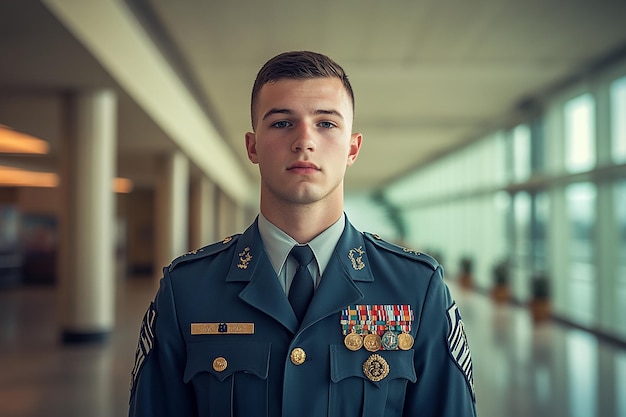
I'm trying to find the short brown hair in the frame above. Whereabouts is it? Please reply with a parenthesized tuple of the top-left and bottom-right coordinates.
(250, 51, 354, 128)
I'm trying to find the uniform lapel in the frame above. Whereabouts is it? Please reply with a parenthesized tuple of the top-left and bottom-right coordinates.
(300, 219, 374, 330)
(225, 220, 299, 334)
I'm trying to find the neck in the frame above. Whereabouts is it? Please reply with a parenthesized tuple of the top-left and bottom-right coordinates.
(260, 197, 343, 244)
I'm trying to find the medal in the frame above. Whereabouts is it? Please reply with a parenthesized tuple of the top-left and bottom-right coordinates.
(344, 332, 363, 351)
(398, 332, 414, 350)
(363, 333, 382, 352)
(381, 330, 399, 350)
(341, 305, 414, 353)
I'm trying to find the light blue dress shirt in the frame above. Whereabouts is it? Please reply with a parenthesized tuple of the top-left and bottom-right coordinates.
(257, 212, 345, 294)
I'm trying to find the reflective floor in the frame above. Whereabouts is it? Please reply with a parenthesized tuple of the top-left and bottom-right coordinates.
(1, 278, 625, 417)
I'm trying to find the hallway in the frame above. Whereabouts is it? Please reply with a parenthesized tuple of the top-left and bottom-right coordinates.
(0, 278, 624, 417)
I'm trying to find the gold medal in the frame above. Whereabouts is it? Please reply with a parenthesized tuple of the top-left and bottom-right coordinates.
(363, 333, 382, 352)
(344, 332, 363, 351)
(398, 332, 414, 350)
(362, 353, 389, 382)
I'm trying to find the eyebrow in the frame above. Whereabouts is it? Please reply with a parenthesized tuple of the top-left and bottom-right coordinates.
(261, 108, 345, 121)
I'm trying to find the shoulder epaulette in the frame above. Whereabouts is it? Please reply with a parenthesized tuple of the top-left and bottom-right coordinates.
(363, 232, 439, 270)
(168, 234, 240, 272)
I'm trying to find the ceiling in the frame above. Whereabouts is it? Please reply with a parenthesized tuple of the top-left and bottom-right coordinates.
(2, 0, 626, 201)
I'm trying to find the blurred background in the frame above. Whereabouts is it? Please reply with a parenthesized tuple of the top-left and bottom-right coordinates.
(1, 0, 626, 416)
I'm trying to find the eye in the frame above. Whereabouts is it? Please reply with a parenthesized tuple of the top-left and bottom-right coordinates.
(271, 120, 291, 128)
(318, 121, 336, 129)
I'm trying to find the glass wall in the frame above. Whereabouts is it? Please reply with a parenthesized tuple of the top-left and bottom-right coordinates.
(564, 94, 595, 173)
(382, 131, 509, 289)
(565, 182, 597, 325)
(512, 124, 531, 182)
(611, 76, 626, 164)
(531, 191, 550, 273)
(614, 181, 626, 335)
(512, 191, 531, 299)
(379, 56, 626, 342)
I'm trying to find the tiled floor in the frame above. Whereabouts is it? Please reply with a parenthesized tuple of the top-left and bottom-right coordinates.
(1, 278, 624, 417)
(0, 278, 153, 417)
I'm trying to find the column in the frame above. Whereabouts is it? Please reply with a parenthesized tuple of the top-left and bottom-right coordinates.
(154, 151, 189, 281)
(189, 175, 217, 249)
(59, 90, 117, 344)
(216, 189, 236, 239)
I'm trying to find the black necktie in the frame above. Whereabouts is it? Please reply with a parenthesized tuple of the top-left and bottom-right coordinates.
(288, 245, 315, 322)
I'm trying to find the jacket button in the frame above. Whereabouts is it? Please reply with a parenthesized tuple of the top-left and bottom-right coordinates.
(290, 348, 306, 365)
(212, 357, 227, 372)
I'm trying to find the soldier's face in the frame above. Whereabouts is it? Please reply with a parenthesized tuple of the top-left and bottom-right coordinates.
(246, 77, 362, 208)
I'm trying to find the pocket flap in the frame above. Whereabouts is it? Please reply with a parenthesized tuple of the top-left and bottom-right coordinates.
(330, 345, 416, 387)
(184, 341, 271, 383)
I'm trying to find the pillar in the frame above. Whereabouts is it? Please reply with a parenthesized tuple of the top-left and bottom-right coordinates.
(59, 90, 117, 344)
(154, 151, 189, 281)
(216, 189, 237, 239)
(189, 176, 217, 249)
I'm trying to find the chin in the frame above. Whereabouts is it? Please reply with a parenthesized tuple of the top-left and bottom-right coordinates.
(281, 187, 323, 204)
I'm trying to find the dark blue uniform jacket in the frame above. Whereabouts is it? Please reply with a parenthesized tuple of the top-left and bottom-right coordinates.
(129, 218, 477, 417)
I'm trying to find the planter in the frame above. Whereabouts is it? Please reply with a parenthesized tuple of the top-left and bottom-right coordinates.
(529, 272, 551, 322)
(529, 298, 551, 322)
(491, 260, 511, 303)
(491, 284, 510, 303)
(459, 257, 474, 290)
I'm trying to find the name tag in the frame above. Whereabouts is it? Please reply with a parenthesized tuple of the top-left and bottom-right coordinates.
(191, 322, 255, 335)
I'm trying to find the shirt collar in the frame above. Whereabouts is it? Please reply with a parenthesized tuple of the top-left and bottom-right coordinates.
(257, 212, 345, 276)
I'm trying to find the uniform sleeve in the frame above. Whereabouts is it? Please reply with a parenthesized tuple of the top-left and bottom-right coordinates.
(129, 269, 197, 417)
(404, 265, 477, 417)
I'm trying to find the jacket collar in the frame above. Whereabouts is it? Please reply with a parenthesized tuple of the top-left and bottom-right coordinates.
(225, 217, 374, 334)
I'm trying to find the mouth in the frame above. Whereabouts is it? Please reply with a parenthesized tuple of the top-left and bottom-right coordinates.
(287, 161, 320, 174)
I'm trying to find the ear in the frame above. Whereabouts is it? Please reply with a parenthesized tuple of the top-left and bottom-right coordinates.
(245, 132, 259, 164)
(346, 132, 362, 167)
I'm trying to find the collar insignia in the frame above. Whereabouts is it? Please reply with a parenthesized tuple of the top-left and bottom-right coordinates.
(237, 247, 252, 269)
(348, 246, 366, 270)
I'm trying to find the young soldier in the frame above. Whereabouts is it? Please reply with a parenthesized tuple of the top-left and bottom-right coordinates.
(129, 50, 477, 417)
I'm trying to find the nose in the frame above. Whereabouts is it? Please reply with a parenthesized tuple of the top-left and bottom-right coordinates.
(291, 123, 315, 152)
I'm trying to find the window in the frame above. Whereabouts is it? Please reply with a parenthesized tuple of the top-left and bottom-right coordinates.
(512, 192, 531, 298)
(565, 182, 597, 324)
(513, 124, 531, 182)
(530, 117, 545, 174)
(614, 181, 626, 335)
(564, 94, 595, 173)
(531, 192, 550, 272)
(610, 76, 626, 164)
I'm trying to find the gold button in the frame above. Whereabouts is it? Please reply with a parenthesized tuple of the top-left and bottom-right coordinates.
(212, 357, 227, 372)
(290, 347, 306, 365)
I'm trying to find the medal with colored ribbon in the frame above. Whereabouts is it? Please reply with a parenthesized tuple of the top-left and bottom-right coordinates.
(340, 305, 414, 351)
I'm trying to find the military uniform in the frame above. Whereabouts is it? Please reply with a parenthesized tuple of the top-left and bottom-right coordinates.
(129, 217, 476, 417)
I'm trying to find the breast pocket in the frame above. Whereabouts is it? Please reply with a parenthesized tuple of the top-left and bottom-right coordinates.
(184, 341, 271, 417)
(329, 345, 416, 417)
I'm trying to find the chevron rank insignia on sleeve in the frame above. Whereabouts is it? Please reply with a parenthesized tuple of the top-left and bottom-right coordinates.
(446, 302, 475, 401)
